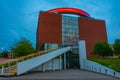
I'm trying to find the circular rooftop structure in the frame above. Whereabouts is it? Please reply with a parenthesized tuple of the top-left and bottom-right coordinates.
(46, 8, 90, 17)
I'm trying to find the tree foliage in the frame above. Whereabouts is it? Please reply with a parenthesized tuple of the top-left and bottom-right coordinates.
(0, 50, 8, 58)
(113, 39, 120, 56)
(93, 41, 113, 58)
(10, 37, 35, 58)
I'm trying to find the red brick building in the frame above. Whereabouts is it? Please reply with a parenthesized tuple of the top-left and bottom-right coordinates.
(36, 8, 107, 58)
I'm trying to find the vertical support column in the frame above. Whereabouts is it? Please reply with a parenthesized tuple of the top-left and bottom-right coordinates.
(44, 43, 48, 50)
(64, 53, 66, 69)
(59, 55, 62, 70)
(1, 65, 4, 74)
(67, 53, 70, 69)
(78, 40, 87, 69)
(42, 63, 45, 72)
(52, 58, 55, 71)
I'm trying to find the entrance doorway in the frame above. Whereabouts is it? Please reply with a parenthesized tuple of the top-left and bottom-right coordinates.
(66, 51, 80, 69)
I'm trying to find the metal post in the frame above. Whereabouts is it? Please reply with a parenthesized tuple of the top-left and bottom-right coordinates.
(59, 55, 62, 70)
(52, 58, 55, 71)
(64, 53, 66, 69)
(1, 65, 4, 74)
(42, 63, 45, 72)
(8, 62, 10, 75)
(67, 53, 70, 69)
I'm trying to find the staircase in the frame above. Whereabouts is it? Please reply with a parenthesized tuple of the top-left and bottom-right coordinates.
(0, 47, 71, 76)
(0, 65, 17, 76)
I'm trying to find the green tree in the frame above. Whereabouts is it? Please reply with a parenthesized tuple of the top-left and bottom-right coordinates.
(0, 54, 1, 58)
(10, 37, 35, 58)
(93, 41, 113, 58)
(113, 39, 120, 58)
(0, 50, 8, 58)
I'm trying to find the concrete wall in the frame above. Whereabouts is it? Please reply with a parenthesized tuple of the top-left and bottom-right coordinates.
(84, 59, 120, 78)
(78, 40, 86, 69)
(44, 43, 58, 50)
(17, 47, 71, 75)
(78, 40, 120, 78)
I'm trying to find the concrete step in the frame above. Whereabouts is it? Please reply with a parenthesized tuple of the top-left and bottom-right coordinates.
(0, 73, 16, 77)
(0, 66, 17, 76)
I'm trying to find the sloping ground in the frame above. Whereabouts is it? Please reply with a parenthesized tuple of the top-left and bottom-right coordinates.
(0, 59, 17, 65)
(88, 58, 120, 72)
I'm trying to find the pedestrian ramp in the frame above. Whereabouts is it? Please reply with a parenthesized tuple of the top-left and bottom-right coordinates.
(0, 47, 71, 76)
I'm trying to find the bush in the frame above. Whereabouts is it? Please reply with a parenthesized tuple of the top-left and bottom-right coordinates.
(113, 39, 120, 57)
(92, 41, 113, 58)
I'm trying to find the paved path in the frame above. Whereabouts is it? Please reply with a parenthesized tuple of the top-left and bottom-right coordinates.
(0, 59, 17, 64)
(0, 69, 119, 80)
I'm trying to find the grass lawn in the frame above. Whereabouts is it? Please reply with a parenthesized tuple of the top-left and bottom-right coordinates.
(88, 58, 120, 72)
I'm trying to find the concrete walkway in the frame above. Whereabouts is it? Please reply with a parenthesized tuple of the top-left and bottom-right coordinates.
(0, 69, 119, 80)
(0, 59, 17, 64)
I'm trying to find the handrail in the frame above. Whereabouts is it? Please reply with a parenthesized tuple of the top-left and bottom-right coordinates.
(0, 48, 57, 69)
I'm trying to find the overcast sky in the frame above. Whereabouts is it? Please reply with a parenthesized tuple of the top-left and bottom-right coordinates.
(0, 0, 120, 51)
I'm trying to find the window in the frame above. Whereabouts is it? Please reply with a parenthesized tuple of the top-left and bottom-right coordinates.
(61, 15, 79, 53)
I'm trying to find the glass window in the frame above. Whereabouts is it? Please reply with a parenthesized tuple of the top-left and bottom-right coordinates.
(62, 15, 79, 53)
